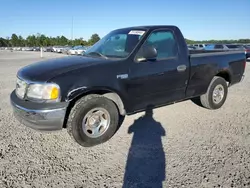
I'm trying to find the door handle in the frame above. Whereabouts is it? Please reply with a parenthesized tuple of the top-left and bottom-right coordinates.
(177, 65, 187, 72)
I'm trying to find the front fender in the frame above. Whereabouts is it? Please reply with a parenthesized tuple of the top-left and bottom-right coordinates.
(66, 86, 88, 102)
(65, 86, 127, 115)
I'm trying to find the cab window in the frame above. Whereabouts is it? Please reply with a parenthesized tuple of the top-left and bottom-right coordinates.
(136, 30, 178, 61)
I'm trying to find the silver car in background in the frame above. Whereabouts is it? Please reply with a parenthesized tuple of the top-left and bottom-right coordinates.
(75, 46, 87, 55)
(68, 45, 83, 55)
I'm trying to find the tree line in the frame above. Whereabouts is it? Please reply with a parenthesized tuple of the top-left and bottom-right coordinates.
(0, 33, 100, 47)
(0, 33, 249, 47)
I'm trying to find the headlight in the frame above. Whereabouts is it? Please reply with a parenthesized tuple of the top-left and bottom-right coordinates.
(27, 83, 60, 101)
(16, 78, 27, 99)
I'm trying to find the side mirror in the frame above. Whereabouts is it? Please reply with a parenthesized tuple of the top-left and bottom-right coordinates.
(115, 36, 120, 40)
(137, 45, 157, 62)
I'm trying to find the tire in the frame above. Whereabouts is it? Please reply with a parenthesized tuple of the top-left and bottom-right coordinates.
(67, 94, 120, 147)
(118, 115, 125, 127)
(199, 76, 228, 110)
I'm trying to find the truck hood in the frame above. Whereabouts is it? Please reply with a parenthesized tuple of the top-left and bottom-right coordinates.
(17, 56, 109, 82)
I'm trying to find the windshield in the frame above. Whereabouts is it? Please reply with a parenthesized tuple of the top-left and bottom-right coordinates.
(84, 28, 146, 58)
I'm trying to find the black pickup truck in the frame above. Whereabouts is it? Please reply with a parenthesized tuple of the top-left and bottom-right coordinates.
(10, 25, 246, 147)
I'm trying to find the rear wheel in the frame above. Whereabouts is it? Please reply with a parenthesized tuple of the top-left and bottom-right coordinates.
(199, 76, 228, 109)
(67, 94, 120, 147)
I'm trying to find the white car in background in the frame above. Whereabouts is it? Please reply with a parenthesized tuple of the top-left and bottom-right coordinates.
(68, 46, 85, 55)
(52, 46, 62, 52)
(56, 46, 65, 53)
(191, 44, 208, 50)
(75, 46, 87, 55)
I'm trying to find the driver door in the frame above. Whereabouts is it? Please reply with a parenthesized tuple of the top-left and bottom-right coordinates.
(126, 29, 188, 111)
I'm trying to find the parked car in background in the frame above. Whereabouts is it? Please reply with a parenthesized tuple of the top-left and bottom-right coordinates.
(61, 46, 72, 54)
(13, 47, 22, 51)
(226, 44, 245, 51)
(57, 46, 65, 53)
(52, 46, 57, 52)
(75, 46, 87, 55)
(22, 47, 33, 51)
(43, 46, 53, 52)
(204, 44, 215, 50)
(32, 47, 40, 51)
(210, 44, 244, 51)
(52, 46, 62, 52)
(187, 45, 196, 50)
(85, 46, 92, 50)
(242, 45, 250, 59)
(191, 44, 208, 50)
(67, 45, 83, 55)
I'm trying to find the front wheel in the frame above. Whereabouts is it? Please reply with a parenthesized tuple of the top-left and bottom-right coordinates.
(67, 94, 120, 147)
(199, 76, 228, 109)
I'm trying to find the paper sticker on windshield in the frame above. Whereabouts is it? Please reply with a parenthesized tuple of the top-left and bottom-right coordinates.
(128, 30, 145, 35)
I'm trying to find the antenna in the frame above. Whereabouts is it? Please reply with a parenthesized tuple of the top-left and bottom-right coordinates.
(71, 16, 73, 45)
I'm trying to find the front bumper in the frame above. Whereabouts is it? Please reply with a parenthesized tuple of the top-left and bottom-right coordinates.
(10, 91, 69, 131)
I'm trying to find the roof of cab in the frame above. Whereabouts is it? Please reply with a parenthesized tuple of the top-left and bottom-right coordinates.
(114, 25, 178, 31)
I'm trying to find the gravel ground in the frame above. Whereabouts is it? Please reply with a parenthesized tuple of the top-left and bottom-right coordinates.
(0, 51, 250, 188)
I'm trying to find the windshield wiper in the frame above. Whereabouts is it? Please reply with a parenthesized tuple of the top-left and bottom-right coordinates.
(86, 52, 108, 59)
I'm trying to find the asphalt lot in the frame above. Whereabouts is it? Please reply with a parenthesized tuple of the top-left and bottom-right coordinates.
(0, 51, 250, 188)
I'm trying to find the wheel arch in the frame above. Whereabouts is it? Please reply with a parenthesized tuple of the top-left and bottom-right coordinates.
(63, 87, 126, 128)
(215, 70, 231, 84)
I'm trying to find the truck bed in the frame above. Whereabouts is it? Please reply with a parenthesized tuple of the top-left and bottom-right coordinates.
(189, 49, 244, 55)
(189, 50, 244, 57)
(187, 50, 246, 99)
